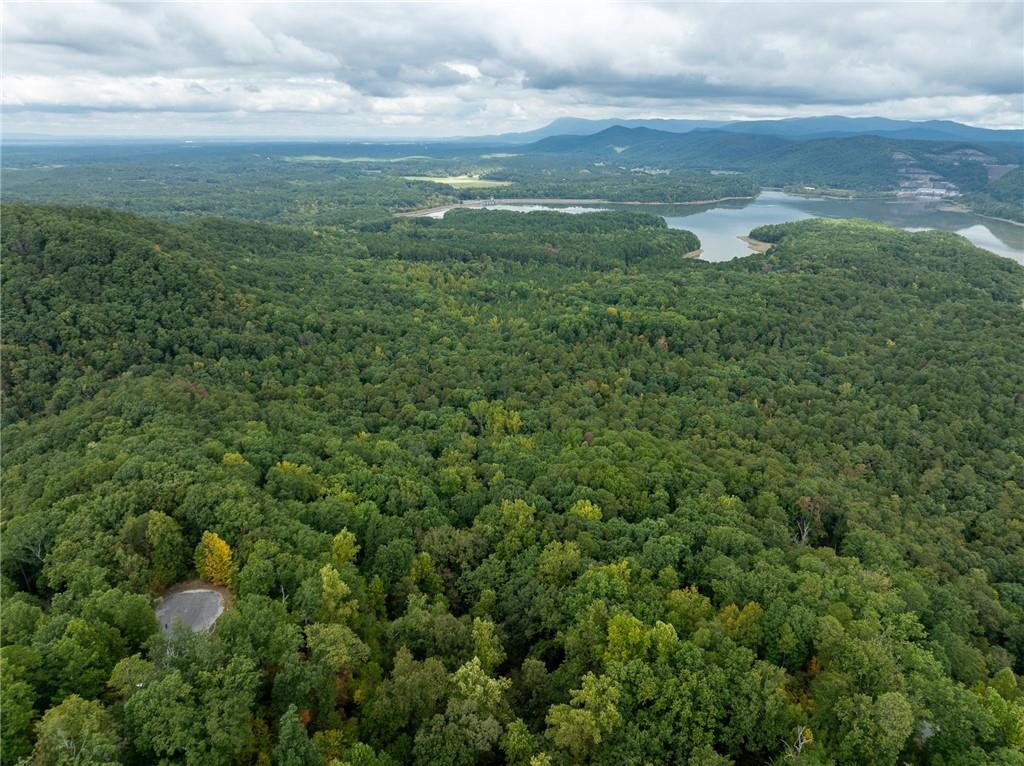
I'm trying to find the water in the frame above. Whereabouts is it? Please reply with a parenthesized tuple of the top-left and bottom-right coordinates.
(459, 192, 1024, 264)
(431, 204, 606, 216)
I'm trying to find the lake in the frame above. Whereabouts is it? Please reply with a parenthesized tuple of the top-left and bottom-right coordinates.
(445, 192, 1024, 264)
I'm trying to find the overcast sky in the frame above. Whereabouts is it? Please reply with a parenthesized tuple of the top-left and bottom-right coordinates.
(4, 1, 1023, 138)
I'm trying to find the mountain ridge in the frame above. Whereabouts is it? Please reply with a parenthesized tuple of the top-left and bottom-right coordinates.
(465, 115, 1024, 145)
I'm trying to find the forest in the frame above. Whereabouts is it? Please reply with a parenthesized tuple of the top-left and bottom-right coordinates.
(2, 199, 1023, 766)
(0, 142, 757, 230)
(5, 129, 1020, 226)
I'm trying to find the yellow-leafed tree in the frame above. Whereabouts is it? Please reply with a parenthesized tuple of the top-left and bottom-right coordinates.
(195, 531, 233, 586)
(568, 499, 602, 522)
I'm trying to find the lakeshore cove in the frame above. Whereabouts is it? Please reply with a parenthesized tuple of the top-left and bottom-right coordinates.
(402, 191, 1024, 264)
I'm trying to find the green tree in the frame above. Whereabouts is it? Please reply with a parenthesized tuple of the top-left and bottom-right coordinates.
(546, 673, 622, 762)
(319, 565, 358, 623)
(273, 704, 322, 766)
(830, 692, 913, 766)
(31, 695, 122, 766)
(146, 512, 187, 589)
(1, 656, 36, 765)
(330, 528, 361, 570)
(413, 658, 512, 766)
(472, 617, 506, 675)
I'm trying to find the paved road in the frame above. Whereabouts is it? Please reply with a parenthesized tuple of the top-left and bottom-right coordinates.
(156, 589, 225, 633)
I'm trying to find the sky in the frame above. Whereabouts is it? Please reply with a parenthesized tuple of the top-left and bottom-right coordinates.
(3, 1, 1023, 138)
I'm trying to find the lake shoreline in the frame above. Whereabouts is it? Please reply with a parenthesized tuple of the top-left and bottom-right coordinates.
(977, 214, 1024, 229)
(775, 187, 898, 201)
(395, 191, 1022, 263)
(939, 202, 1024, 229)
(395, 195, 755, 218)
(738, 235, 773, 253)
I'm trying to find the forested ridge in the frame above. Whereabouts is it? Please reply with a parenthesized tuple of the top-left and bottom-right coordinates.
(0, 143, 757, 228)
(2, 203, 1024, 766)
(5, 133, 1020, 225)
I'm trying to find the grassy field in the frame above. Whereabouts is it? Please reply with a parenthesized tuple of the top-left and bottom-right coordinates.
(402, 174, 512, 188)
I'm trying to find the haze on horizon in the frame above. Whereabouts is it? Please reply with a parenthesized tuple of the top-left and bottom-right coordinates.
(3, 1, 1023, 139)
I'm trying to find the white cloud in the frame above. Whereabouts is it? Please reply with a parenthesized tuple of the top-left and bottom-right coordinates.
(2, 1, 1021, 136)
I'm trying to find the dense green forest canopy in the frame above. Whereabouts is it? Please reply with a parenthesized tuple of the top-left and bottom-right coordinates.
(2, 201, 1023, 765)
(4, 129, 1020, 224)
(964, 167, 1024, 223)
(528, 128, 1024, 206)
(0, 142, 757, 229)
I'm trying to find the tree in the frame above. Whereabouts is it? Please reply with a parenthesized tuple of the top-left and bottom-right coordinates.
(412, 658, 512, 766)
(123, 670, 200, 760)
(195, 531, 233, 585)
(199, 656, 261, 761)
(273, 705, 322, 766)
(335, 743, 400, 766)
(472, 617, 506, 675)
(319, 565, 358, 623)
(1, 656, 36, 765)
(44, 617, 125, 700)
(568, 499, 602, 522)
(362, 647, 449, 751)
(829, 692, 913, 766)
(107, 654, 154, 699)
(267, 461, 322, 502)
(31, 695, 122, 766)
(546, 673, 621, 762)
(500, 719, 538, 766)
(146, 512, 187, 589)
(330, 528, 360, 570)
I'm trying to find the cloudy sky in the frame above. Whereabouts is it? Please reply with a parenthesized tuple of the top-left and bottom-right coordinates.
(4, 1, 1023, 138)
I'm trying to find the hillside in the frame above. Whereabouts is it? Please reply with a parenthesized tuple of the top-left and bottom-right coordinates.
(964, 166, 1024, 222)
(470, 115, 1024, 145)
(457, 116, 728, 144)
(528, 126, 1024, 206)
(530, 128, 902, 189)
(715, 115, 1024, 144)
(3, 203, 1024, 765)
(4, 132, 1019, 224)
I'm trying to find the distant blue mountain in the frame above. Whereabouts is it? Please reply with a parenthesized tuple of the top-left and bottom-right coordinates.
(458, 116, 727, 144)
(469, 115, 1023, 145)
(716, 116, 1024, 144)
(528, 127, 796, 168)
(524, 125, 1023, 193)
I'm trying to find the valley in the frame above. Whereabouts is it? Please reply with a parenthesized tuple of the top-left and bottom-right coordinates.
(397, 192, 1024, 263)
(2, 110, 1023, 766)
(5, 4, 1024, 763)
(3, 194, 1024, 766)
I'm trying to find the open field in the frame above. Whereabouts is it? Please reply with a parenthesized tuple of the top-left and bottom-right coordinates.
(402, 174, 513, 188)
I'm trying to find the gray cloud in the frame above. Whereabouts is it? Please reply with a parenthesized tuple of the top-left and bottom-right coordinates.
(3, 1, 1021, 136)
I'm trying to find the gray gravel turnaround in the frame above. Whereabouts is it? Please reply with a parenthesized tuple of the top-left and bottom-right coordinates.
(156, 588, 225, 633)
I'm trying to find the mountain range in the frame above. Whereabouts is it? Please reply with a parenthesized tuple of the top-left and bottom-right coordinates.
(464, 115, 1024, 145)
(518, 124, 1024, 195)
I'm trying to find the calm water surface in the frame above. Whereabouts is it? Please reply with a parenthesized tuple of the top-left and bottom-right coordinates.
(463, 192, 1024, 264)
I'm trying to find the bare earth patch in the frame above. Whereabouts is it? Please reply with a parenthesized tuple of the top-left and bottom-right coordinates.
(156, 580, 231, 634)
(402, 175, 513, 189)
(738, 235, 773, 253)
